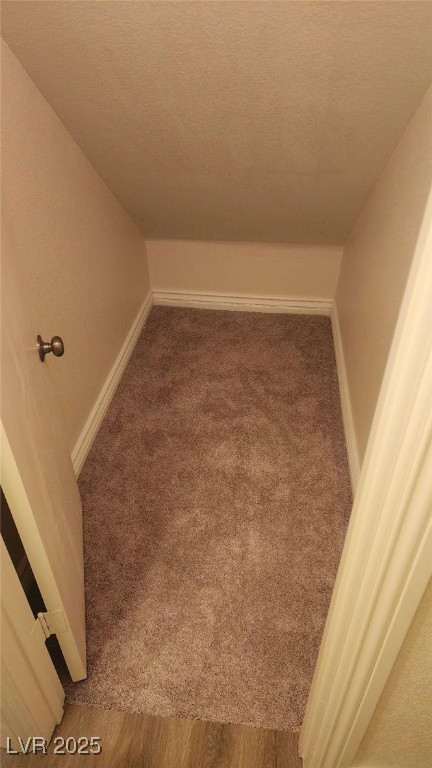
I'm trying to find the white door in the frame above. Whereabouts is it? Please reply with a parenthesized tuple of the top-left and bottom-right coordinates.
(1, 537, 65, 748)
(1, 200, 86, 682)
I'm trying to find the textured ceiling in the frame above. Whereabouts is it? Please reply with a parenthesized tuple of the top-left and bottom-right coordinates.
(2, 1, 432, 245)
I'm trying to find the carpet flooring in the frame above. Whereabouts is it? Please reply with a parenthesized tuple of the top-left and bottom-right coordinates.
(65, 307, 351, 730)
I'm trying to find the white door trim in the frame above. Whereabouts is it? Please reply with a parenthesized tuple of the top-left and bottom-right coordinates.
(299, 186, 432, 768)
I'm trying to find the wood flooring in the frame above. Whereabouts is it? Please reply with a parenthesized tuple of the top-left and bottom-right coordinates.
(2, 703, 302, 767)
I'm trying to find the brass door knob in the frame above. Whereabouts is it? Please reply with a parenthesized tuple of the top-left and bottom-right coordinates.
(37, 335, 64, 362)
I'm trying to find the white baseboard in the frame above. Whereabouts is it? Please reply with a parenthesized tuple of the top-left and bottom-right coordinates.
(71, 291, 153, 476)
(331, 304, 361, 494)
(71, 290, 356, 497)
(153, 290, 332, 316)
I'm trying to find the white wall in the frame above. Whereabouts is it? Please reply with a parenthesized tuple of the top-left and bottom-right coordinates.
(147, 240, 342, 302)
(353, 580, 432, 768)
(335, 84, 432, 461)
(1, 40, 150, 453)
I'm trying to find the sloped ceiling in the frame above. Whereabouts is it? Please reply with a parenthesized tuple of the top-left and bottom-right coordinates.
(2, 1, 432, 245)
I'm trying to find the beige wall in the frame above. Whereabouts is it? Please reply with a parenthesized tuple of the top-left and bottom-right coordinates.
(1, 40, 150, 453)
(353, 579, 432, 768)
(335, 84, 432, 461)
(147, 240, 342, 300)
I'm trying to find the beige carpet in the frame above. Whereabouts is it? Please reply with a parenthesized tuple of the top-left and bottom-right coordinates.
(65, 308, 351, 730)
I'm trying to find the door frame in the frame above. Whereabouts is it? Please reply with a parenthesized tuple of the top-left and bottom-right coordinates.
(299, 188, 432, 768)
